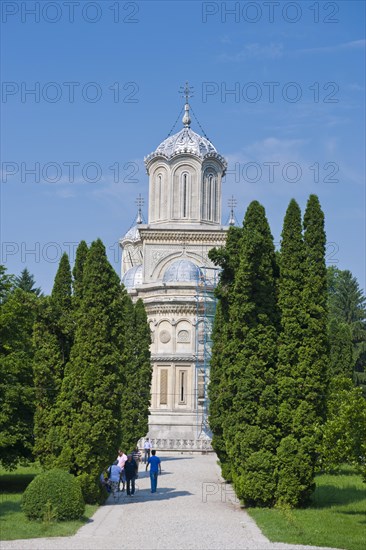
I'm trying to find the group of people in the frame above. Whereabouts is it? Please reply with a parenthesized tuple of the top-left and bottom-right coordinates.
(101, 439, 161, 497)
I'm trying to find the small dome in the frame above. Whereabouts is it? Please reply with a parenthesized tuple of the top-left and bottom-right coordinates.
(163, 260, 203, 283)
(122, 264, 143, 289)
(121, 225, 141, 244)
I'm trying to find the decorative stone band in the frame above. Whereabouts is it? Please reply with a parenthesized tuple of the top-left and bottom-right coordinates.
(138, 230, 228, 243)
(146, 304, 197, 316)
(151, 354, 196, 362)
(138, 437, 213, 452)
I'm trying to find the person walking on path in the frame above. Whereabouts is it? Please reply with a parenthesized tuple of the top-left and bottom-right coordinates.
(117, 450, 127, 491)
(107, 460, 121, 498)
(132, 447, 142, 477)
(124, 454, 138, 496)
(146, 449, 161, 493)
(143, 438, 152, 464)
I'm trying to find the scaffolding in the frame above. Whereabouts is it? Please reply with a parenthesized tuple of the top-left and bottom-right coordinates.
(195, 267, 220, 440)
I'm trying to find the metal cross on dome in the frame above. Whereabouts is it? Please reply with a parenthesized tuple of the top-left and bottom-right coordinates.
(179, 81, 194, 103)
(135, 193, 144, 224)
(228, 195, 237, 226)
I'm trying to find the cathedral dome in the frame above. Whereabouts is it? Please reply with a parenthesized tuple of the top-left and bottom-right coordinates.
(163, 259, 203, 283)
(153, 127, 216, 159)
(122, 264, 143, 288)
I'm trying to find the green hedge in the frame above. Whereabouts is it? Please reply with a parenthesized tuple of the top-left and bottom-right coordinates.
(21, 469, 85, 521)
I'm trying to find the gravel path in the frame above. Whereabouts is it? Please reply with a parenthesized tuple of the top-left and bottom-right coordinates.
(1, 453, 343, 550)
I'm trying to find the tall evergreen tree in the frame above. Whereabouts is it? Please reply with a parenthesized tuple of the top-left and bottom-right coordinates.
(288, 194, 329, 504)
(208, 226, 243, 480)
(33, 254, 73, 466)
(120, 298, 152, 452)
(72, 241, 88, 308)
(14, 268, 42, 296)
(57, 239, 126, 502)
(223, 201, 279, 506)
(275, 199, 316, 506)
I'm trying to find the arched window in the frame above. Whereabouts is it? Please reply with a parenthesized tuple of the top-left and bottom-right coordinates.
(155, 174, 163, 220)
(201, 179, 207, 219)
(182, 173, 189, 218)
(207, 174, 213, 220)
(213, 177, 218, 221)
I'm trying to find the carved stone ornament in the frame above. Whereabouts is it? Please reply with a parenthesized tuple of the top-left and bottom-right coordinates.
(177, 329, 190, 343)
(159, 330, 171, 343)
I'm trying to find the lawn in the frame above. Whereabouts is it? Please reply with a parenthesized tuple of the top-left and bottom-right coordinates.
(248, 467, 366, 550)
(0, 464, 98, 540)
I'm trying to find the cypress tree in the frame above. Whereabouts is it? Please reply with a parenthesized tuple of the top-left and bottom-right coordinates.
(120, 298, 152, 452)
(223, 201, 279, 506)
(72, 241, 88, 308)
(57, 239, 125, 502)
(208, 226, 243, 480)
(33, 254, 73, 465)
(275, 199, 315, 506)
(289, 194, 329, 504)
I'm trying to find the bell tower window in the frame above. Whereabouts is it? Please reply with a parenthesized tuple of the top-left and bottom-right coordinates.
(181, 172, 189, 218)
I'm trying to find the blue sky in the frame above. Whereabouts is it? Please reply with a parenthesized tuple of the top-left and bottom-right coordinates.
(1, 0, 365, 293)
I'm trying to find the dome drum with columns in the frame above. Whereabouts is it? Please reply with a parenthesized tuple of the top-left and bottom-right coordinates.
(119, 91, 228, 450)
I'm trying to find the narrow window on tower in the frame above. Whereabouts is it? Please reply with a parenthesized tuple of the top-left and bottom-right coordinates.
(207, 174, 213, 221)
(213, 176, 218, 221)
(179, 371, 186, 403)
(157, 174, 162, 219)
(160, 369, 168, 405)
(202, 178, 207, 219)
(182, 173, 188, 218)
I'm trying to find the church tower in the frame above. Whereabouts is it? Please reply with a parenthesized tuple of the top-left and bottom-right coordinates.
(119, 88, 228, 450)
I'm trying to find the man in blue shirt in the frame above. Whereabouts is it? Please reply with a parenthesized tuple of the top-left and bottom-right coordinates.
(146, 450, 161, 493)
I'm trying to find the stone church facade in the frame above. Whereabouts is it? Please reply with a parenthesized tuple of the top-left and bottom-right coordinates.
(119, 99, 228, 451)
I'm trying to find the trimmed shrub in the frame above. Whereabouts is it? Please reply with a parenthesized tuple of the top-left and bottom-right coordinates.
(21, 469, 85, 521)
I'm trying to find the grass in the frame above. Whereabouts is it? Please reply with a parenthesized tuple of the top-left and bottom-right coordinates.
(248, 467, 366, 550)
(0, 464, 98, 540)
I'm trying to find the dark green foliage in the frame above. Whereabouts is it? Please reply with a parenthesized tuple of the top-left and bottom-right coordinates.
(14, 268, 42, 297)
(320, 376, 366, 476)
(56, 239, 126, 502)
(120, 298, 152, 452)
(21, 469, 85, 521)
(328, 319, 353, 378)
(208, 226, 243, 480)
(0, 289, 37, 468)
(222, 201, 279, 506)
